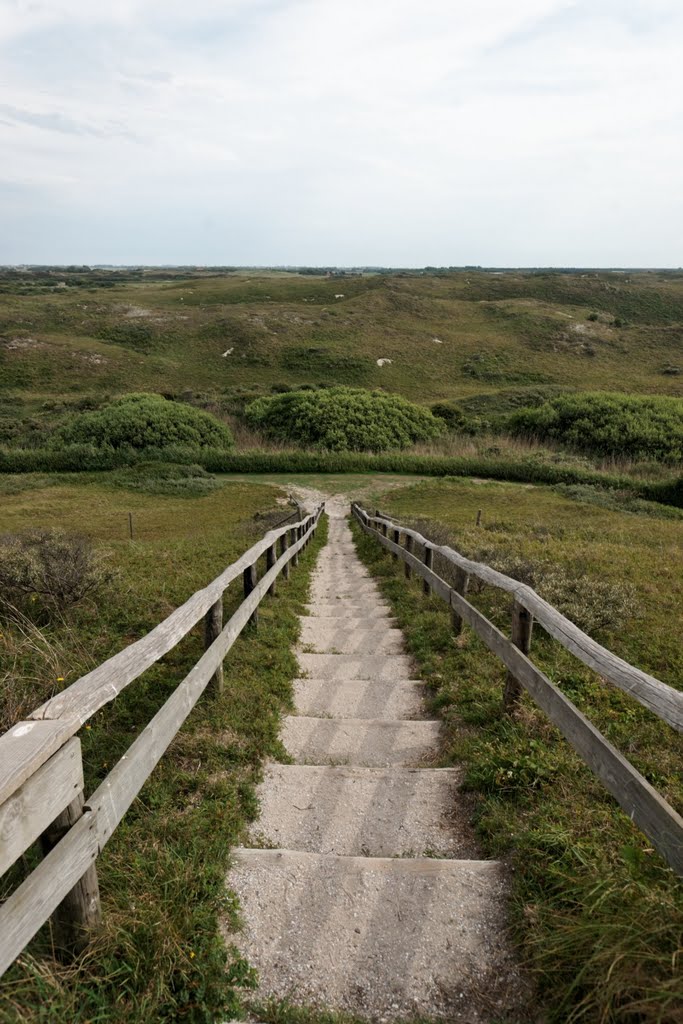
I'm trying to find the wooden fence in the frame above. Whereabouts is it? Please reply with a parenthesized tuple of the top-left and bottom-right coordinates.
(352, 504, 683, 877)
(0, 504, 324, 977)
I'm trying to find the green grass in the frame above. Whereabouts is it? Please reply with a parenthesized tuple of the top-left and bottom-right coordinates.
(0, 475, 327, 1022)
(351, 477, 683, 1024)
(1, 271, 682, 431)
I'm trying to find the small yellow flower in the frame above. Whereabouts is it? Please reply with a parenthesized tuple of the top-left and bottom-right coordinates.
(56, 676, 64, 683)
(189, 951, 196, 959)
(85, 725, 92, 731)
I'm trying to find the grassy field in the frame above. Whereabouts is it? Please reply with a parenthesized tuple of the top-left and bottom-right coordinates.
(0, 472, 327, 1023)
(351, 476, 683, 1023)
(1, 269, 682, 446)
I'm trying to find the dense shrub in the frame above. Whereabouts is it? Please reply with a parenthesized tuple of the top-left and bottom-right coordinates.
(508, 392, 683, 461)
(245, 387, 445, 452)
(54, 394, 234, 452)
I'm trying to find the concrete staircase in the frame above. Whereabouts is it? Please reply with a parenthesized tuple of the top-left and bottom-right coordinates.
(226, 513, 525, 1022)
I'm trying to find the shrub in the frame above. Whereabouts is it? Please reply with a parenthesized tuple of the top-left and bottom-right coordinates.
(0, 530, 111, 612)
(244, 387, 444, 452)
(508, 392, 683, 462)
(54, 394, 234, 452)
(430, 402, 478, 433)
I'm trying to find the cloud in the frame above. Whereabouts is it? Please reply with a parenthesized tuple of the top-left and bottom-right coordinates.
(0, 0, 682, 264)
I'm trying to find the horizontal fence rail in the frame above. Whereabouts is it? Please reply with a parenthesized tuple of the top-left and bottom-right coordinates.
(0, 504, 324, 977)
(351, 503, 683, 877)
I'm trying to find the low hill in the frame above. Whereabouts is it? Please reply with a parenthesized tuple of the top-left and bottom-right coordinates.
(1, 270, 682, 434)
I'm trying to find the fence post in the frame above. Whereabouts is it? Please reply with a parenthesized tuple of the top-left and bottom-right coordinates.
(204, 596, 224, 693)
(41, 793, 101, 956)
(280, 531, 290, 579)
(422, 544, 433, 596)
(266, 542, 277, 596)
(451, 568, 470, 636)
(292, 527, 299, 567)
(392, 528, 400, 561)
(504, 600, 533, 709)
(404, 534, 413, 578)
(243, 563, 258, 628)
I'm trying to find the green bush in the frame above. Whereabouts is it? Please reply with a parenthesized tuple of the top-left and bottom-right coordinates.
(54, 394, 234, 452)
(244, 387, 444, 452)
(508, 392, 683, 461)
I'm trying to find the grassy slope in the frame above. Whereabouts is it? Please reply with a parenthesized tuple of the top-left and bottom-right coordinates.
(1, 271, 682, 423)
(352, 477, 683, 1023)
(0, 474, 327, 1023)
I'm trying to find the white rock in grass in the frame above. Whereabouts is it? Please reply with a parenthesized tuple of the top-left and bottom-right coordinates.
(376, 358, 392, 367)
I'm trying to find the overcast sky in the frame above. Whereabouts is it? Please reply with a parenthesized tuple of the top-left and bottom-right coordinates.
(1, 0, 682, 266)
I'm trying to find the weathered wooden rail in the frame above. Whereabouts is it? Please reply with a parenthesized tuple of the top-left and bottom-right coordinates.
(0, 504, 324, 977)
(352, 504, 683, 877)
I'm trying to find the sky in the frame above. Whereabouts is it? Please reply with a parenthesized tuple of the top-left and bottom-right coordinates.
(1, 0, 682, 266)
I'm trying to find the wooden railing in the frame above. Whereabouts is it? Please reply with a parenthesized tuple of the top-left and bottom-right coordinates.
(0, 504, 324, 976)
(351, 504, 683, 877)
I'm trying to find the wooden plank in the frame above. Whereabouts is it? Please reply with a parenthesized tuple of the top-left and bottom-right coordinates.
(0, 720, 80, 805)
(0, 738, 83, 876)
(30, 510, 319, 727)
(40, 791, 101, 953)
(448, 589, 683, 876)
(0, 807, 100, 977)
(365, 512, 683, 732)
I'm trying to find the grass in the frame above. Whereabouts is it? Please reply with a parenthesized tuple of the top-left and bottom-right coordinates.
(350, 476, 683, 1024)
(1, 270, 682, 434)
(0, 474, 328, 1023)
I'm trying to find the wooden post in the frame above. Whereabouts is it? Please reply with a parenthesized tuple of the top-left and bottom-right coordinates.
(451, 568, 470, 636)
(476, 509, 482, 527)
(204, 596, 224, 693)
(392, 528, 400, 561)
(292, 527, 299, 567)
(280, 531, 290, 579)
(243, 563, 258, 628)
(40, 793, 101, 956)
(504, 600, 534, 710)
(404, 534, 413, 578)
(266, 543, 277, 596)
(422, 545, 433, 596)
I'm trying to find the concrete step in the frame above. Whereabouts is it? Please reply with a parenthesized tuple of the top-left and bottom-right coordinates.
(304, 603, 394, 617)
(298, 625, 404, 654)
(226, 848, 523, 1022)
(297, 653, 415, 680)
(249, 764, 476, 857)
(300, 616, 398, 629)
(282, 716, 441, 766)
(292, 677, 424, 719)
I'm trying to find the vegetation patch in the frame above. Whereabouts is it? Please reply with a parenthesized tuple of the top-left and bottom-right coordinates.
(107, 462, 224, 497)
(244, 387, 445, 452)
(509, 391, 683, 461)
(462, 349, 551, 385)
(54, 394, 234, 452)
(280, 347, 373, 386)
